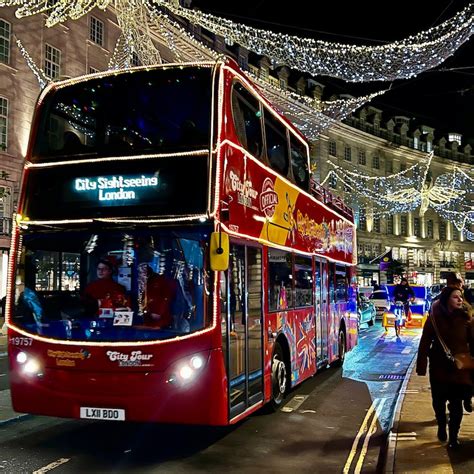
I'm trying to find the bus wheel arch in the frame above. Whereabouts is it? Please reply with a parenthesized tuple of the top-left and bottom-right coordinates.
(269, 336, 291, 410)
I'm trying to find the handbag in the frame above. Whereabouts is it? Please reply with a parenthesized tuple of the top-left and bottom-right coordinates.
(452, 352, 474, 370)
(431, 314, 474, 370)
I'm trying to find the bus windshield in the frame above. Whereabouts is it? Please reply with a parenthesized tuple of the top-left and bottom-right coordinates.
(32, 66, 213, 162)
(13, 228, 210, 342)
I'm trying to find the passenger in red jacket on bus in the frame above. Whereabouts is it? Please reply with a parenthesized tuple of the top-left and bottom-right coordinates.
(144, 268, 178, 329)
(83, 259, 128, 313)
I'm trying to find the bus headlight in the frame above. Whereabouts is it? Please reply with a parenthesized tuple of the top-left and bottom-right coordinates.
(16, 351, 28, 364)
(167, 353, 207, 385)
(16, 351, 42, 376)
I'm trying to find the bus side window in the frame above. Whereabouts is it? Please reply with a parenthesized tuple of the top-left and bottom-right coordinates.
(231, 82, 263, 159)
(268, 248, 293, 311)
(290, 134, 310, 191)
(264, 110, 289, 177)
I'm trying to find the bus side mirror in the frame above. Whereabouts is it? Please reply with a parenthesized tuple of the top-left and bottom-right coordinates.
(210, 232, 229, 271)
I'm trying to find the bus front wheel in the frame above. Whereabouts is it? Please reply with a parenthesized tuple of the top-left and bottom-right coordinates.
(270, 342, 288, 410)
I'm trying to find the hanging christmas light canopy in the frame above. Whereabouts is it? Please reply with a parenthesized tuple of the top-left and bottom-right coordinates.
(322, 153, 474, 239)
(153, 0, 473, 82)
(2, 1, 472, 82)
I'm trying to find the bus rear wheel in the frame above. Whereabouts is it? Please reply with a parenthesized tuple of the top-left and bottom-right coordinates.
(270, 342, 288, 410)
(335, 329, 346, 366)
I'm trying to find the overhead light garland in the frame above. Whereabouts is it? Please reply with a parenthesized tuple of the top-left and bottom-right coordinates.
(108, 0, 162, 69)
(153, 0, 473, 82)
(15, 38, 50, 89)
(2, 1, 472, 82)
(322, 152, 474, 239)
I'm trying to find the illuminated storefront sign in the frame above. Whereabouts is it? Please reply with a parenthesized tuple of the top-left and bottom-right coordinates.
(73, 174, 159, 202)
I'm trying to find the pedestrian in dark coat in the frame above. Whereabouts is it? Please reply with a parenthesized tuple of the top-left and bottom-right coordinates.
(416, 286, 474, 448)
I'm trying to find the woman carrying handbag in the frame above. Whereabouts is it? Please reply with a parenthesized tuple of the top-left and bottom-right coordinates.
(416, 286, 474, 449)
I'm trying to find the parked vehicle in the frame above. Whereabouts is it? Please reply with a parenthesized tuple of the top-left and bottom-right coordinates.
(357, 294, 376, 327)
(358, 286, 374, 298)
(369, 288, 391, 318)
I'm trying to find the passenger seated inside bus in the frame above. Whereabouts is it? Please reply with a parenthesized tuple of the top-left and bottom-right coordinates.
(144, 266, 178, 329)
(16, 287, 44, 325)
(83, 259, 129, 316)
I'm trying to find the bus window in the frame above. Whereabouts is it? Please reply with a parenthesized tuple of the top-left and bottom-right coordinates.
(33, 66, 213, 162)
(328, 263, 335, 304)
(264, 111, 289, 177)
(290, 134, 310, 191)
(268, 248, 293, 311)
(294, 255, 313, 307)
(12, 229, 208, 342)
(231, 82, 263, 159)
(335, 265, 348, 302)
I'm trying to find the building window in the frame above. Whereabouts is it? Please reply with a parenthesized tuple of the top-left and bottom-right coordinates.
(427, 220, 433, 239)
(0, 96, 7, 151)
(132, 51, 141, 67)
(452, 227, 459, 241)
(413, 137, 419, 150)
(358, 150, 366, 166)
(439, 221, 446, 241)
(386, 159, 393, 173)
(328, 140, 337, 156)
(89, 16, 104, 46)
(358, 208, 367, 231)
(399, 162, 406, 172)
(344, 146, 352, 162)
(400, 214, 407, 236)
(414, 217, 420, 237)
(279, 78, 287, 89)
(386, 215, 393, 235)
(373, 217, 380, 233)
(448, 133, 462, 144)
(44, 44, 61, 80)
(399, 247, 408, 264)
(0, 19, 10, 64)
(427, 141, 432, 152)
(372, 154, 380, 169)
(329, 173, 337, 189)
(0, 186, 11, 234)
(238, 55, 248, 70)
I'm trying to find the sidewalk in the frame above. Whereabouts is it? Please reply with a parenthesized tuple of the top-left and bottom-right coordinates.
(387, 360, 474, 473)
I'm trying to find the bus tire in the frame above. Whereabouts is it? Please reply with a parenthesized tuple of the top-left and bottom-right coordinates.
(270, 342, 288, 411)
(335, 328, 346, 367)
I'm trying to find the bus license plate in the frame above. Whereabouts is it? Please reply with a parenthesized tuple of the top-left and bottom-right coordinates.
(80, 407, 125, 421)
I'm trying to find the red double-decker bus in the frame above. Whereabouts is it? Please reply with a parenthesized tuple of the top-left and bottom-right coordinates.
(6, 58, 357, 425)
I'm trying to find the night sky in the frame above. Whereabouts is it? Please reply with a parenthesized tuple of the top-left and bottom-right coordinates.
(191, 0, 473, 143)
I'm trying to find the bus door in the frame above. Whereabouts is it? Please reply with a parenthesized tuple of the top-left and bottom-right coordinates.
(315, 258, 329, 365)
(221, 243, 264, 419)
